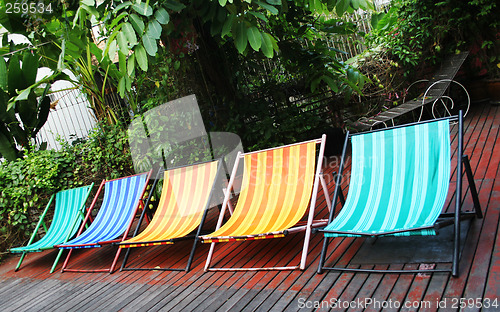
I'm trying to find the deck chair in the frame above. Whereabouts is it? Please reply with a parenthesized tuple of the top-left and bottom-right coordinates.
(351, 52, 470, 131)
(56, 171, 151, 273)
(10, 184, 93, 273)
(117, 159, 223, 272)
(317, 111, 482, 277)
(201, 136, 331, 271)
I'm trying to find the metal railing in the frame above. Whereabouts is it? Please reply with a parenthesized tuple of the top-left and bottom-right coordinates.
(36, 81, 97, 151)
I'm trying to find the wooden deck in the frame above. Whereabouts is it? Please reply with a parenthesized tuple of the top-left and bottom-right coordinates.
(0, 102, 498, 311)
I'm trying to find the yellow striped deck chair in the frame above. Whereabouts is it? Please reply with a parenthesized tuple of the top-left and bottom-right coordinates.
(117, 159, 223, 272)
(202, 135, 330, 271)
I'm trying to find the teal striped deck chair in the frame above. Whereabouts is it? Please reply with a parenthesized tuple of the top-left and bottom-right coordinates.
(10, 184, 93, 273)
(318, 111, 482, 277)
(56, 171, 151, 273)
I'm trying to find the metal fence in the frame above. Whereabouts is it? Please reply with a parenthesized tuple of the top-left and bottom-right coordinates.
(36, 80, 97, 151)
(326, 0, 392, 61)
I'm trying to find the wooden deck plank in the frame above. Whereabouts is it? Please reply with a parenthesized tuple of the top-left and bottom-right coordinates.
(346, 265, 388, 312)
(182, 187, 335, 311)
(417, 264, 452, 311)
(484, 192, 500, 301)
(381, 264, 419, 312)
(362, 264, 405, 312)
(23, 280, 80, 312)
(441, 179, 495, 300)
(0, 101, 497, 312)
(4, 279, 62, 312)
(155, 238, 280, 311)
(178, 235, 301, 310)
(399, 274, 432, 312)
(44, 281, 101, 311)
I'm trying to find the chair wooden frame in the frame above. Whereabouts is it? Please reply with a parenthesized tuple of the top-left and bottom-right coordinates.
(10, 184, 93, 273)
(56, 171, 152, 273)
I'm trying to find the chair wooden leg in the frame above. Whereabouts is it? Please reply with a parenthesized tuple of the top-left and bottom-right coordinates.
(15, 253, 27, 272)
(50, 249, 65, 273)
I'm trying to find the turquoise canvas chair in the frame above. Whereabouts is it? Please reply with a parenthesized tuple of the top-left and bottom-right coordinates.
(317, 111, 482, 277)
(10, 184, 93, 273)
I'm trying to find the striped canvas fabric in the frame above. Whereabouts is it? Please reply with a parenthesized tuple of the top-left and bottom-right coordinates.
(10, 185, 92, 253)
(202, 142, 316, 242)
(59, 173, 149, 249)
(119, 160, 219, 248)
(324, 119, 451, 237)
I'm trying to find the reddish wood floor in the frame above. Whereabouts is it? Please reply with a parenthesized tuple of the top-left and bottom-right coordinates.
(0, 102, 498, 311)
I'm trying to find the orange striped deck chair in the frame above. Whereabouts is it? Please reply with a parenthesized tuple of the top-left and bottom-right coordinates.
(201, 135, 330, 271)
(117, 159, 223, 272)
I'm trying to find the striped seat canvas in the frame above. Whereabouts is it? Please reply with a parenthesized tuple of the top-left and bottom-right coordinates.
(10, 185, 93, 273)
(57, 171, 151, 273)
(318, 112, 483, 277)
(118, 160, 221, 272)
(202, 136, 330, 271)
(202, 142, 316, 241)
(323, 119, 451, 237)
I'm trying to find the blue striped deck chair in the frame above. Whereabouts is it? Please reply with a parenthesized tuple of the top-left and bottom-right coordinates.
(317, 111, 482, 277)
(56, 171, 151, 273)
(10, 184, 93, 273)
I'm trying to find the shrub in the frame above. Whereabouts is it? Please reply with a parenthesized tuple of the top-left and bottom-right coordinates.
(0, 122, 133, 259)
(0, 148, 75, 255)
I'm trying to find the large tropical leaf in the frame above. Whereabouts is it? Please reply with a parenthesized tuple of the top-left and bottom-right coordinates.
(135, 44, 148, 71)
(0, 129, 18, 161)
(234, 21, 248, 53)
(247, 26, 262, 51)
(21, 51, 38, 86)
(117, 31, 129, 54)
(132, 2, 153, 16)
(154, 8, 170, 25)
(146, 20, 162, 40)
(7, 54, 23, 96)
(260, 32, 274, 58)
(122, 22, 138, 46)
(129, 14, 145, 34)
(34, 89, 51, 135)
(0, 57, 7, 90)
(142, 35, 158, 56)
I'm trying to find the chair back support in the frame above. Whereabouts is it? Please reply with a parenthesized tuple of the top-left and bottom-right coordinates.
(325, 119, 451, 237)
(206, 141, 317, 238)
(120, 160, 219, 247)
(10, 185, 93, 252)
(59, 173, 149, 248)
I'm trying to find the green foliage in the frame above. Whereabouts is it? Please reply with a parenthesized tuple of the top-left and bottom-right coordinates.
(0, 46, 65, 161)
(132, 49, 199, 113)
(74, 123, 134, 180)
(70, 0, 373, 97)
(366, 0, 500, 76)
(0, 122, 133, 255)
(0, 148, 76, 252)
